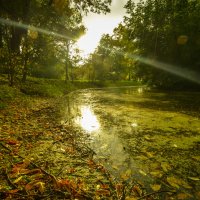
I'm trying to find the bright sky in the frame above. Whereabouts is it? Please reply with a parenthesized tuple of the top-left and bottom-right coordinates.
(76, 0, 127, 57)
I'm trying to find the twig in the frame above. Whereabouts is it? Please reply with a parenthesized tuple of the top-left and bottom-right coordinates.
(137, 190, 176, 199)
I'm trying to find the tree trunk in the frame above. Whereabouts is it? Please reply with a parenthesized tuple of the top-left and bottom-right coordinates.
(65, 40, 70, 82)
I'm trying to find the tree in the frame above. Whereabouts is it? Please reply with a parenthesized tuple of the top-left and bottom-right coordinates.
(122, 0, 200, 88)
(0, 0, 112, 85)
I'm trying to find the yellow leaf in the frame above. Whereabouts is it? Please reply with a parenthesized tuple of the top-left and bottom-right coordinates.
(161, 162, 171, 172)
(121, 169, 132, 180)
(139, 170, 147, 176)
(35, 182, 45, 194)
(13, 176, 23, 183)
(150, 171, 163, 178)
(150, 184, 161, 191)
(132, 185, 142, 196)
(96, 185, 100, 190)
(188, 177, 200, 181)
(167, 177, 180, 189)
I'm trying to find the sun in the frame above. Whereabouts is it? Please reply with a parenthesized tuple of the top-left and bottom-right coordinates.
(76, 30, 100, 56)
(76, 14, 123, 58)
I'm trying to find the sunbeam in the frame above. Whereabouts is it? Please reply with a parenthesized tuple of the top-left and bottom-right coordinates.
(0, 18, 75, 41)
(103, 45, 200, 85)
(133, 56, 200, 85)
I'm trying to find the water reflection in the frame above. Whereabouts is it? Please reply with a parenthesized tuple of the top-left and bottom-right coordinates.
(76, 106, 100, 132)
(137, 87, 144, 93)
(131, 122, 138, 127)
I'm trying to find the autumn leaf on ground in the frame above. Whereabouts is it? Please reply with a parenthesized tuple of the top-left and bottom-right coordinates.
(150, 170, 163, 178)
(13, 176, 23, 184)
(116, 183, 124, 197)
(7, 189, 19, 194)
(167, 176, 180, 188)
(120, 169, 132, 180)
(6, 139, 19, 145)
(132, 185, 142, 196)
(161, 162, 171, 172)
(188, 177, 200, 181)
(139, 170, 147, 176)
(25, 181, 45, 193)
(150, 184, 161, 191)
(35, 182, 45, 194)
(100, 184, 109, 189)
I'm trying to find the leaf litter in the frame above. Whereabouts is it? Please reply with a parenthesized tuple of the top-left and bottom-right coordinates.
(0, 96, 169, 200)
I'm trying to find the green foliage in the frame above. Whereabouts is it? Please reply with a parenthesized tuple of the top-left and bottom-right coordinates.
(86, 33, 135, 82)
(122, 0, 200, 88)
(88, 0, 200, 89)
(0, 0, 111, 85)
(19, 78, 67, 97)
(0, 85, 20, 100)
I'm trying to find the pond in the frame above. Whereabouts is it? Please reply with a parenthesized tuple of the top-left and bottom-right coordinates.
(63, 86, 200, 199)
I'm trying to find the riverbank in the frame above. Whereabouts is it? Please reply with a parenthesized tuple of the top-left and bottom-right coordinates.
(0, 77, 151, 199)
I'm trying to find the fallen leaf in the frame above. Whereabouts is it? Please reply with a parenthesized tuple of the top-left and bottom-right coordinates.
(150, 171, 163, 178)
(100, 184, 109, 189)
(161, 162, 171, 172)
(8, 189, 19, 193)
(188, 177, 200, 181)
(121, 169, 132, 180)
(144, 135, 153, 141)
(25, 181, 37, 191)
(139, 170, 147, 176)
(7, 139, 18, 145)
(132, 185, 142, 196)
(136, 155, 148, 160)
(150, 184, 161, 191)
(35, 182, 45, 194)
(173, 144, 178, 147)
(13, 176, 23, 183)
(96, 185, 100, 190)
(167, 177, 180, 188)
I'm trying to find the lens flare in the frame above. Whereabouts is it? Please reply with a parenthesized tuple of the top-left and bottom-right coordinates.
(0, 17, 75, 41)
(103, 45, 200, 85)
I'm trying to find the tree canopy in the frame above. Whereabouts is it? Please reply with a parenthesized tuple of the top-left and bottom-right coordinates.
(0, 0, 111, 85)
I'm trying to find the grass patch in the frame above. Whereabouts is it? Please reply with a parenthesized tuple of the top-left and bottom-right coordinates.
(0, 74, 141, 99)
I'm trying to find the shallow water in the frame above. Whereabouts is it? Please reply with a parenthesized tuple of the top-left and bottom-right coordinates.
(64, 87, 200, 199)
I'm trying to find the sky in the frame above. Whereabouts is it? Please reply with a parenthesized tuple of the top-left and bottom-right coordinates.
(76, 0, 128, 57)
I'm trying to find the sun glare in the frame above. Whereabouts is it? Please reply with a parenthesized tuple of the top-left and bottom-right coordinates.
(76, 106, 100, 132)
(76, 15, 123, 57)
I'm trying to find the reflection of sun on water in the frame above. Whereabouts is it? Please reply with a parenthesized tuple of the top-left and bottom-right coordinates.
(77, 106, 100, 132)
